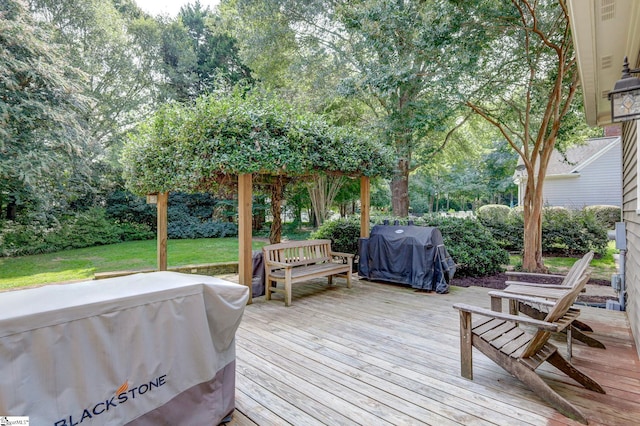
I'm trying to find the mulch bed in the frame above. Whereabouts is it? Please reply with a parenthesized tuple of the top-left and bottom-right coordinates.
(452, 273, 613, 304)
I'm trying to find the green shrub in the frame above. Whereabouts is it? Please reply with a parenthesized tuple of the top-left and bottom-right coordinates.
(477, 204, 522, 251)
(542, 207, 608, 256)
(315, 215, 509, 277)
(0, 208, 155, 257)
(476, 205, 609, 256)
(584, 205, 621, 229)
(413, 216, 509, 277)
(311, 217, 361, 255)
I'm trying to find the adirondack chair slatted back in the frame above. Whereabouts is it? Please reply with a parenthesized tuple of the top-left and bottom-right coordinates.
(519, 268, 591, 359)
(560, 252, 594, 288)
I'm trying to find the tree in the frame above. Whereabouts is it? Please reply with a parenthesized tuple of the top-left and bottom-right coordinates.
(464, 0, 590, 271)
(160, 2, 253, 102)
(223, 0, 485, 217)
(0, 0, 89, 220)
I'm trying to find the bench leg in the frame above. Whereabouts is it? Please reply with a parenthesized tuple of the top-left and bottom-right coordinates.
(265, 279, 273, 300)
(285, 270, 292, 307)
(328, 275, 333, 286)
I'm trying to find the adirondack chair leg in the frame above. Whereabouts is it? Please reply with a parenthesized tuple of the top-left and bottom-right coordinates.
(509, 299, 518, 315)
(571, 327, 606, 349)
(508, 360, 590, 425)
(459, 310, 473, 380)
(490, 295, 502, 312)
(518, 302, 605, 349)
(567, 325, 572, 362)
(517, 301, 546, 320)
(547, 351, 605, 394)
(573, 319, 594, 332)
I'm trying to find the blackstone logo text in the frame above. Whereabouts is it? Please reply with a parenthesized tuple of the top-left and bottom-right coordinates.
(53, 374, 167, 426)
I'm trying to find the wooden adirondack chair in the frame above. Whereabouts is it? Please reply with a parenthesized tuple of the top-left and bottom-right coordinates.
(453, 270, 605, 424)
(494, 251, 605, 350)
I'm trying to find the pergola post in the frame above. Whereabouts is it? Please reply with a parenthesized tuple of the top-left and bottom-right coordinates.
(238, 173, 253, 304)
(360, 176, 370, 238)
(157, 192, 168, 271)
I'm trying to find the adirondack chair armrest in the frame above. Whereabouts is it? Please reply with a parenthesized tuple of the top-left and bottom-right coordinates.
(453, 303, 559, 332)
(503, 281, 571, 290)
(488, 290, 557, 306)
(505, 271, 565, 280)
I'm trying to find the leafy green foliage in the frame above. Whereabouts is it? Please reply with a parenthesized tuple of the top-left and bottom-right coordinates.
(314, 215, 508, 277)
(121, 90, 394, 195)
(479, 206, 610, 256)
(311, 217, 361, 255)
(0, 0, 91, 219)
(411, 216, 509, 277)
(583, 205, 621, 230)
(0, 208, 154, 257)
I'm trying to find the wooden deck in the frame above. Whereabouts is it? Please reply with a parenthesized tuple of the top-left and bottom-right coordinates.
(224, 276, 640, 425)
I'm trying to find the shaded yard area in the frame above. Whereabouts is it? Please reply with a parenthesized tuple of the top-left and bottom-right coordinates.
(223, 276, 639, 425)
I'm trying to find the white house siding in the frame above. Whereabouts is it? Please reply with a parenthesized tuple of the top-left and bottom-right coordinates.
(542, 141, 622, 208)
(622, 120, 640, 358)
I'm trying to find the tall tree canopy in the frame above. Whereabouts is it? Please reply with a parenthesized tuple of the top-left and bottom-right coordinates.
(1, 0, 89, 218)
(160, 1, 253, 102)
(222, 0, 486, 216)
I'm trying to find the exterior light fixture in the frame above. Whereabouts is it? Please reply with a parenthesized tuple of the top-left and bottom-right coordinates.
(609, 56, 640, 122)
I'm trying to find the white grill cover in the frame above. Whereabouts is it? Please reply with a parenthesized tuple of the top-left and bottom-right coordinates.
(0, 272, 249, 425)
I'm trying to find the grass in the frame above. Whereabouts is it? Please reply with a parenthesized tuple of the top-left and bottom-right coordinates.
(1, 236, 618, 291)
(508, 241, 618, 281)
(0, 238, 266, 291)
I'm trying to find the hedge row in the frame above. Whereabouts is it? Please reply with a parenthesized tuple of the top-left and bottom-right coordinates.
(312, 215, 509, 277)
(0, 208, 154, 257)
(476, 204, 615, 256)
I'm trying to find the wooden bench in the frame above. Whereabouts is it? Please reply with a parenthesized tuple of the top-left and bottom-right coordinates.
(262, 239, 353, 306)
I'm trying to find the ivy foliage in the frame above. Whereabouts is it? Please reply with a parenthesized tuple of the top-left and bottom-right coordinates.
(121, 91, 394, 195)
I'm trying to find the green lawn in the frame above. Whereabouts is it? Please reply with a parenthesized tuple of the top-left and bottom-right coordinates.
(1, 237, 617, 291)
(508, 241, 618, 281)
(0, 238, 266, 290)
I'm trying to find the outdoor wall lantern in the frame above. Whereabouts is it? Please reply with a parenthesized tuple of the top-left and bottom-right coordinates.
(609, 56, 640, 122)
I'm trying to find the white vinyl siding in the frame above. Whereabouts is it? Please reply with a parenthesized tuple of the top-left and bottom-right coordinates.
(542, 141, 622, 208)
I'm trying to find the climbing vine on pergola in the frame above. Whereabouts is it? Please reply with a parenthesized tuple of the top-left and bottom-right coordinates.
(121, 91, 393, 301)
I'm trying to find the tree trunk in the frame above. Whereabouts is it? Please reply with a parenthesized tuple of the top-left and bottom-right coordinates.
(521, 177, 547, 272)
(6, 196, 17, 221)
(269, 177, 284, 244)
(391, 159, 410, 217)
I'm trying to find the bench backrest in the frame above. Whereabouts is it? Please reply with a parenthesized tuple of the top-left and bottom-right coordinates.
(263, 239, 333, 267)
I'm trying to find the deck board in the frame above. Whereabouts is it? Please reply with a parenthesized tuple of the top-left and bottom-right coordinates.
(224, 276, 640, 425)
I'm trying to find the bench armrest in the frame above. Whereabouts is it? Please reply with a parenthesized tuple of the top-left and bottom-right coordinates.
(330, 251, 355, 258)
(453, 303, 559, 331)
(264, 260, 291, 269)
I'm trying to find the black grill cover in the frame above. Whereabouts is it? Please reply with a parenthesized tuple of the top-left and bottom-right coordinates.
(359, 225, 455, 293)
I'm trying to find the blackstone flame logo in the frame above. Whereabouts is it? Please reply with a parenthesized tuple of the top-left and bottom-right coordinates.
(53, 374, 167, 426)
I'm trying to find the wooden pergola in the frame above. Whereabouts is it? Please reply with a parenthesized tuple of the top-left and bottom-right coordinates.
(152, 175, 371, 304)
